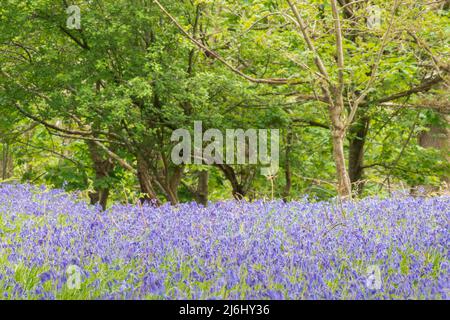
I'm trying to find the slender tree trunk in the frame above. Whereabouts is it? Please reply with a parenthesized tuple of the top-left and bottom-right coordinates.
(137, 154, 183, 205)
(86, 141, 113, 209)
(348, 115, 370, 195)
(329, 102, 352, 198)
(1, 143, 6, 180)
(96, 189, 109, 210)
(216, 164, 246, 200)
(1, 143, 13, 180)
(231, 186, 246, 200)
(167, 165, 183, 205)
(88, 185, 111, 209)
(195, 170, 209, 206)
(136, 155, 159, 205)
(283, 128, 293, 201)
(332, 132, 352, 198)
(88, 190, 100, 205)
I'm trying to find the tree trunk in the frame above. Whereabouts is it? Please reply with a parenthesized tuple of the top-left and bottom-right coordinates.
(86, 141, 113, 210)
(167, 165, 183, 205)
(136, 155, 159, 205)
(1, 143, 13, 180)
(89, 188, 110, 210)
(231, 185, 246, 200)
(329, 102, 352, 198)
(283, 128, 293, 201)
(348, 115, 370, 196)
(332, 131, 352, 198)
(216, 164, 246, 200)
(195, 170, 209, 206)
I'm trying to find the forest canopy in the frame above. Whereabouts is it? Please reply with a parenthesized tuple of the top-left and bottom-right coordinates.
(0, 0, 449, 208)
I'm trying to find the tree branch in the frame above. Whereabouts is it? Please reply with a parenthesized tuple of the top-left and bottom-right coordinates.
(153, 0, 297, 85)
(375, 75, 444, 104)
(347, 0, 400, 127)
(331, 0, 345, 95)
(92, 140, 135, 172)
(286, 0, 331, 83)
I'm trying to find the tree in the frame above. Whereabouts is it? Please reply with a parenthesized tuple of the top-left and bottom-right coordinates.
(154, 0, 448, 198)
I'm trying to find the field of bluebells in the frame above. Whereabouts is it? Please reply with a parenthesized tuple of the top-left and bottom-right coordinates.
(0, 183, 448, 300)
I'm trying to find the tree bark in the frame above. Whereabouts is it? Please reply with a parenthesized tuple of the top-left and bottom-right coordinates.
(1, 143, 13, 180)
(216, 164, 246, 200)
(86, 141, 113, 210)
(329, 102, 352, 198)
(195, 170, 209, 206)
(348, 115, 370, 195)
(136, 155, 159, 205)
(167, 165, 183, 205)
(283, 128, 293, 201)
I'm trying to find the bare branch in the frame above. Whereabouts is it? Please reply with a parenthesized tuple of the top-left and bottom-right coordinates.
(153, 0, 297, 85)
(347, 0, 400, 127)
(14, 103, 92, 137)
(291, 118, 330, 129)
(331, 0, 345, 94)
(408, 30, 450, 76)
(286, 0, 331, 82)
(92, 141, 135, 172)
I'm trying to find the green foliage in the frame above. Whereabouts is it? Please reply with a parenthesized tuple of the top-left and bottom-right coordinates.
(0, 0, 448, 204)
